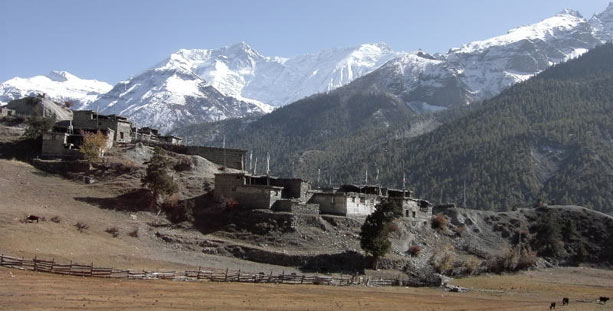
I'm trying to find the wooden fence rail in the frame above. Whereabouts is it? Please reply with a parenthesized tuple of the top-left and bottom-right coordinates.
(0, 253, 405, 287)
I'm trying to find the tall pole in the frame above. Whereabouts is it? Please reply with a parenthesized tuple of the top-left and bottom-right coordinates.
(365, 169, 368, 185)
(317, 168, 321, 188)
(266, 152, 270, 176)
(403, 173, 406, 197)
(223, 135, 226, 168)
(463, 180, 467, 209)
(254, 157, 257, 175)
(249, 151, 253, 173)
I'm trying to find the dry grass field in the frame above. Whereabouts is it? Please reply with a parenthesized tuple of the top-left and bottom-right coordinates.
(1, 267, 612, 311)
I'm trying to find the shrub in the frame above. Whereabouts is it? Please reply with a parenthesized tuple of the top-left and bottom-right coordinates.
(486, 247, 537, 273)
(162, 194, 194, 223)
(50, 216, 61, 223)
(224, 198, 239, 210)
(453, 224, 467, 237)
(431, 213, 447, 230)
(464, 256, 481, 275)
(80, 130, 109, 162)
(430, 244, 455, 274)
(75, 222, 89, 232)
(128, 228, 139, 238)
(105, 226, 120, 238)
(173, 156, 192, 171)
(408, 245, 422, 257)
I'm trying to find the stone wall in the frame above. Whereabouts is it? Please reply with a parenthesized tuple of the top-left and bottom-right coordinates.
(344, 193, 380, 216)
(150, 143, 246, 170)
(309, 192, 347, 216)
(214, 173, 246, 200)
(232, 185, 282, 210)
(41, 132, 82, 159)
(270, 178, 310, 200)
(272, 200, 319, 215)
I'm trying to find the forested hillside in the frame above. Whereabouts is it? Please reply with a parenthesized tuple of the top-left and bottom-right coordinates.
(330, 43, 613, 212)
(177, 43, 613, 214)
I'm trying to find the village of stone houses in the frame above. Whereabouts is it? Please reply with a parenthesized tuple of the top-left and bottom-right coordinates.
(2, 90, 613, 310)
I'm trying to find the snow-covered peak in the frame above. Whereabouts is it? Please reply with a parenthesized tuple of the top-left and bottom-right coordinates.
(589, 2, 613, 40)
(46, 70, 78, 82)
(452, 11, 587, 54)
(557, 8, 583, 18)
(0, 71, 112, 106)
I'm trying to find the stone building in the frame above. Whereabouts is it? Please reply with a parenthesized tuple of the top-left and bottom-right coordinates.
(5, 96, 72, 120)
(159, 135, 183, 145)
(41, 128, 115, 159)
(213, 173, 432, 221)
(72, 110, 132, 143)
(0, 107, 16, 117)
(308, 184, 432, 221)
(214, 173, 312, 210)
(309, 185, 384, 216)
(135, 127, 160, 142)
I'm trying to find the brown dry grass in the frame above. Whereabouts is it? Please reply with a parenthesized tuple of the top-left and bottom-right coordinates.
(2, 267, 612, 311)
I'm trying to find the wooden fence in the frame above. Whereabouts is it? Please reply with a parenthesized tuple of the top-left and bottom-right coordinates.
(0, 254, 400, 287)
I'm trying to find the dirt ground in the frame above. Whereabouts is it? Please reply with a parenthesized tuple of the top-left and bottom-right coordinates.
(0, 159, 300, 274)
(1, 267, 612, 311)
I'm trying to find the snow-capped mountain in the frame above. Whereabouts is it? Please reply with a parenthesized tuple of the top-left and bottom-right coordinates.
(355, 9, 608, 112)
(145, 42, 402, 107)
(92, 67, 268, 133)
(92, 42, 402, 132)
(0, 71, 111, 106)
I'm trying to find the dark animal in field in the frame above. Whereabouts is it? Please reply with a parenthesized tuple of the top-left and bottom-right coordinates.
(550, 302, 556, 309)
(599, 297, 609, 304)
(26, 215, 39, 223)
(562, 298, 569, 305)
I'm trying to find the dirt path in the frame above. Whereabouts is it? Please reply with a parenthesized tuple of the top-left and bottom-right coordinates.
(2, 267, 612, 311)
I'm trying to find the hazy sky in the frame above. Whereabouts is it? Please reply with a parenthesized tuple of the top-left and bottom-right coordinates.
(1, 0, 611, 84)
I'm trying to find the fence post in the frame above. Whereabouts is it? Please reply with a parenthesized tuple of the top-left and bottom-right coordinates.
(237, 269, 240, 282)
(33, 255, 37, 272)
(301, 275, 305, 284)
(197, 266, 201, 279)
(1, 254, 3, 266)
(51, 258, 55, 272)
(90, 262, 94, 277)
(280, 270, 284, 284)
(268, 271, 272, 283)
(224, 268, 228, 282)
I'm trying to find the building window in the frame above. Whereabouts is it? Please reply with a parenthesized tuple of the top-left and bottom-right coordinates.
(120, 132, 124, 140)
(412, 211, 416, 218)
(405, 210, 409, 217)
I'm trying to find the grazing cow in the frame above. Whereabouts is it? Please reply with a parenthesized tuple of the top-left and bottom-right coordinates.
(26, 215, 39, 223)
(550, 302, 556, 309)
(562, 298, 569, 306)
(599, 297, 609, 304)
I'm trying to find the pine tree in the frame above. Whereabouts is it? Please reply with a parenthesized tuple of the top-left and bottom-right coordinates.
(23, 115, 56, 140)
(359, 200, 402, 268)
(141, 147, 178, 210)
